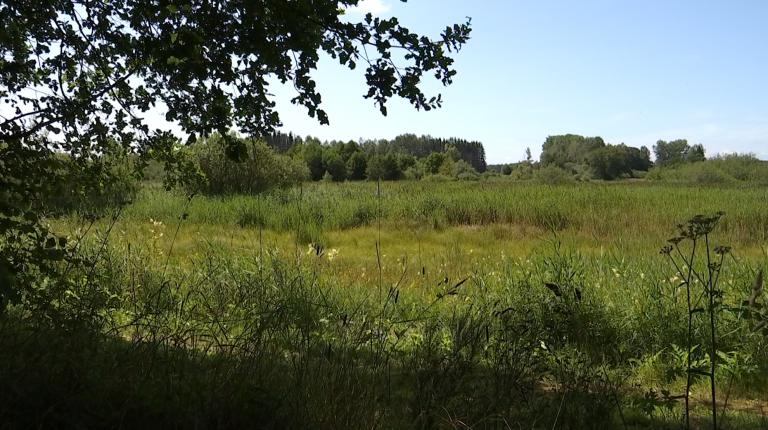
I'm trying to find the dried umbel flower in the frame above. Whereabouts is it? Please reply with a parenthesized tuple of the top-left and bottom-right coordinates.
(668, 237, 684, 245)
(714, 246, 732, 256)
(748, 269, 763, 308)
(677, 212, 725, 240)
(660, 245, 673, 255)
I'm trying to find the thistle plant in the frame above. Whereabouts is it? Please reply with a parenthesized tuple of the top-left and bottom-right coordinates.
(660, 211, 729, 430)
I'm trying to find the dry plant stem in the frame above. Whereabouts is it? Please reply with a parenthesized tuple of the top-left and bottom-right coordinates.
(259, 193, 263, 283)
(669, 239, 697, 430)
(705, 233, 718, 430)
(295, 185, 303, 267)
(163, 196, 193, 279)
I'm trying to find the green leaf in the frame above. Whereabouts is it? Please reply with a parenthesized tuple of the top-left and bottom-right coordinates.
(171, 33, 178, 43)
(167, 5, 178, 13)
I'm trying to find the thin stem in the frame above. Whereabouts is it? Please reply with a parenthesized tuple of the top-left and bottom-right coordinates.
(678, 239, 697, 430)
(705, 233, 718, 429)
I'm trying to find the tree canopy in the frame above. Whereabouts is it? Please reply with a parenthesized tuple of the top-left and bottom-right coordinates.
(653, 139, 706, 167)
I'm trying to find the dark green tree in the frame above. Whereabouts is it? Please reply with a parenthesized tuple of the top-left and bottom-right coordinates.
(620, 144, 652, 171)
(686, 144, 707, 163)
(424, 152, 446, 175)
(366, 153, 401, 181)
(540, 134, 605, 167)
(303, 142, 326, 181)
(588, 145, 632, 180)
(322, 150, 346, 182)
(346, 151, 368, 180)
(444, 145, 461, 162)
(653, 139, 690, 167)
(501, 164, 513, 175)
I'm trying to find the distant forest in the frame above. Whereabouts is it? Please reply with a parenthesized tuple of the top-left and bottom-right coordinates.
(258, 131, 487, 181)
(182, 130, 763, 192)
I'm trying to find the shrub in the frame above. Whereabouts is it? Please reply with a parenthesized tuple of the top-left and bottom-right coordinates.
(457, 171, 479, 181)
(192, 133, 309, 195)
(424, 152, 445, 175)
(403, 167, 424, 180)
(647, 162, 737, 186)
(421, 173, 453, 182)
(42, 147, 139, 214)
(532, 165, 574, 184)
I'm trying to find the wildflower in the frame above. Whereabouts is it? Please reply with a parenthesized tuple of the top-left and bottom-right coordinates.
(640, 273, 645, 279)
(307, 244, 315, 255)
(328, 248, 339, 261)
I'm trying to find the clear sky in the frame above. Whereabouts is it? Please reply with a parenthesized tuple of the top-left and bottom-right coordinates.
(266, 0, 768, 163)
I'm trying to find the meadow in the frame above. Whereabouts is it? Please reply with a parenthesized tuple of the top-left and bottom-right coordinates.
(3, 180, 768, 429)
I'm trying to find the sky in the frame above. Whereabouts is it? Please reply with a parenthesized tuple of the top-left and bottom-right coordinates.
(265, 0, 768, 163)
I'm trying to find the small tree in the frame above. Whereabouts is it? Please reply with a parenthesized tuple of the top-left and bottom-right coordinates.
(322, 150, 346, 182)
(686, 144, 706, 163)
(654, 139, 691, 167)
(303, 143, 325, 181)
(424, 152, 446, 175)
(346, 152, 368, 181)
(366, 153, 401, 181)
(444, 145, 461, 162)
(588, 145, 632, 180)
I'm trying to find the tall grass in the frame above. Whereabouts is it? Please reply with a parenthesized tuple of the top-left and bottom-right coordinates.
(5, 181, 768, 429)
(124, 181, 768, 246)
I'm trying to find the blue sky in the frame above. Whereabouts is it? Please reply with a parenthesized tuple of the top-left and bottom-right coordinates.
(267, 0, 768, 163)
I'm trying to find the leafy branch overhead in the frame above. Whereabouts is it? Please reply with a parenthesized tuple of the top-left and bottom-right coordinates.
(1, 0, 472, 146)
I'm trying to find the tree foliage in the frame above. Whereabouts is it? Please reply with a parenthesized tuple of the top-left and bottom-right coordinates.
(540, 135, 605, 168)
(192, 133, 309, 195)
(587, 145, 632, 180)
(653, 139, 706, 167)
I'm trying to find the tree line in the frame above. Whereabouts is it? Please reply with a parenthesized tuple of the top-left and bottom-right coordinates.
(490, 135, 711, 181)
(259, 131, 487, 181)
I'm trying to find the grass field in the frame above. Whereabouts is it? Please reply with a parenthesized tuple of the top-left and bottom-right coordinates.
(4, 181, 768, 429)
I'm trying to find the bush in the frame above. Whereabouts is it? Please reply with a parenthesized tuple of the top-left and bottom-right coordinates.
(421, 173, 453, 182)
(709, 153, 768, 183)
(457, 171, 479, 181)
(403, 167, 424, 180)
(532, 165, 574, 184)
(42, 148, 139, 214)
(192, 133, 309, 195)
(647, 162, 737, 185)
